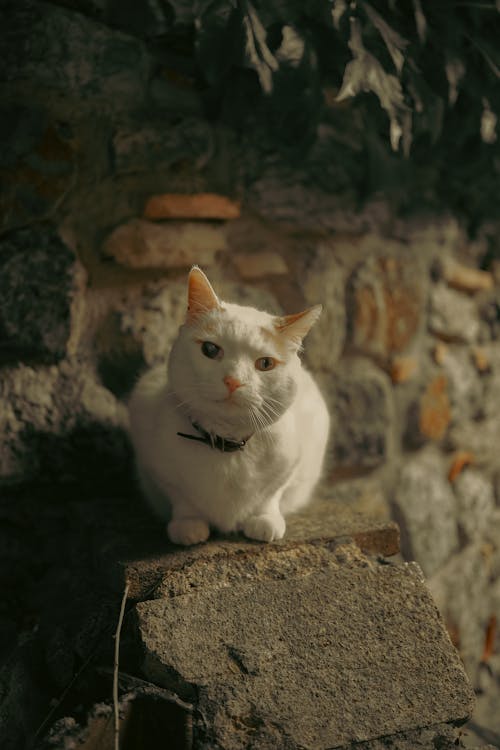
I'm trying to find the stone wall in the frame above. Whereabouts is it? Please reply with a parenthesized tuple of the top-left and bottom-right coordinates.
(1, 0, 500, 695)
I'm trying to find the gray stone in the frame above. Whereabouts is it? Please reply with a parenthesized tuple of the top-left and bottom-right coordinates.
(427, 543, 492, 681)
(111, 118, 212, 174)
(299, 244, 346, 371)
(100, 499, 400, 599)
(453, 470, 495, 542)
(0, 104, 76, 232)
(429, 284, 480, 343)
(0, 361, 127, 481)
(0, 227, 84, 363)
(447, 417, 500, 473)
(392, 449, 459, 577)
(135, 551, 474, 749)
(2, 1, 149, 113)
(441, 346, 484, 423)
(327, 360, 394, 473)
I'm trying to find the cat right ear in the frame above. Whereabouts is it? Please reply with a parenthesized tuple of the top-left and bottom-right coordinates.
(186, 266, 221, 323)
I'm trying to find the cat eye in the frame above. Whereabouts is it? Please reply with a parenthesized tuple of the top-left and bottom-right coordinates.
(255, 356, 276, 372)
(201, 341, 223, 360)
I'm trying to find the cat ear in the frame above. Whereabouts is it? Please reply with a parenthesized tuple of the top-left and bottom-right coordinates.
(186, 266, 221, 323)
(274, 305, 322, 347)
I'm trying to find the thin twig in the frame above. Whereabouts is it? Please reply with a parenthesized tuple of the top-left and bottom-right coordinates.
(113, 580, 130, 750)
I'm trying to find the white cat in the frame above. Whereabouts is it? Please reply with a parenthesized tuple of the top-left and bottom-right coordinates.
(128, 266, 330, 546)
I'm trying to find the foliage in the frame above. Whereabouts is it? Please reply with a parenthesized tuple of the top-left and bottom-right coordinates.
(168, 0, 500, 223)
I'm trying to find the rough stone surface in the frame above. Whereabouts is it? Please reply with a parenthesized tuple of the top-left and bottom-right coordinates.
(2, 1, 149, 112)
(101, 499, 399, 599)
(111, 119, 212, 175)
(0, 361, 127, 481)
(0, 227, 84, 363)
(232, 252, 288, 280)
(143, 193, 241, 220)
(102, 218, 226, 269)
(327, 361, 394, 474)
(417, 374, 451, 441)
(442, 258, 494, 293)
(441, 346, 484, 423)
(300, 246, 346, 371)
(427, 543, 494, 681)
(136, 553, 474, 749)
(392, 449, 459, 577)
(429, 284, 480, 343)
(347, 255, 425, 360)
(453, 470, 495, 542)
(0, 103, 77, 232)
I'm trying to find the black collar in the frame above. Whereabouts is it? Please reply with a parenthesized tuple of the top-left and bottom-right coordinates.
(177, 421, 252, 452)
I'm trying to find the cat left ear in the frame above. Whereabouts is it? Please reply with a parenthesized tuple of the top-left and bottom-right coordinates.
(186, 266, 221, 323)
(274, 305, 322, 347)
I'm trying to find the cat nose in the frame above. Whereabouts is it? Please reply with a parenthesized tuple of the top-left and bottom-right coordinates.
(223, 375, 243, 394)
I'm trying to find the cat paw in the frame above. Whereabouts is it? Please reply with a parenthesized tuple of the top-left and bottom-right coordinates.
(242, 514, 286, 542)
(168, 519, 210, 546)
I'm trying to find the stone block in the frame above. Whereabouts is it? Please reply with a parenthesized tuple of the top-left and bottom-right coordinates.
(392, 449, 459, 577)
(347, 255, 425, 360)
(0, 104, 76, 232)
(102, 219, 226, 269)
(2, 2, 149, 111)
(429, 284, 480, 343)
(232, 252, 288, 280)
(0, 361, 128, 482)
(101, 498, 399, 600)
(327, 361, 394, 473)
(390, 355, 418, 384)
(442, 258, 494, 293)
(111, 119, 212, 174)
(143, 193, 240, 220)
(299, 245, 346, 371)
(453, 469, 495, 542)
(417, 374, 451, 441)
(0, 227, 84, 363)
(441, 346, 484, 423)
(427, 543, 493, 680)
(135, 550, 474, 749)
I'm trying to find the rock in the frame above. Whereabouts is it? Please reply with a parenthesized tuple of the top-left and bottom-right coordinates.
(232, 252, 288, 280)
(0, 227, 85, 364)
(102, 218, 226, 269)
(100, 499, 399, 599)
(442, 258, 494, 293)
(327, 361, 394, 474)
(429, 284, 480, 343)
(390, 356, 418, 384)
(427, 543, 493, 680)
(410, 374, 451, 444)
(448, 451, 475, 483)
(300, 246, 346, 371)
(111, 118, 212, 174)
(392, 449, 459, 577)
(0, 104, 76, 232)
(448, 418, 500, 472)
(441, 346, 484, 423)
(2, 2, 149, 112)
(143, 193, 241, 220)
(347, 255, 425, 360)
(135, 549, 474, 749)
(0, 362, 128, 482)
(453, 470, 495, 542)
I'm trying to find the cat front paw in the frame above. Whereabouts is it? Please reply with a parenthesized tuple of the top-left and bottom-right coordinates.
(168, 519, 210, 546)
(242, 513, 286, 543)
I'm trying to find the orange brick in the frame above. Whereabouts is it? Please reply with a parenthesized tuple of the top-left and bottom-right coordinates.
(143, 193, 241, 220)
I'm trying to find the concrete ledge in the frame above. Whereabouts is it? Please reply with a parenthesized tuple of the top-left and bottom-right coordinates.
(134, 546, 475, 749)
(96, 498, 399, 599)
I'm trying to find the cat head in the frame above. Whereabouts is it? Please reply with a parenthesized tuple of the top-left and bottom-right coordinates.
(168, 266, 321, 438)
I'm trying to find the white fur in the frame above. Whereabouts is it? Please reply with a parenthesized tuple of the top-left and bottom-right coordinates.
(128, 272, 330, 545)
